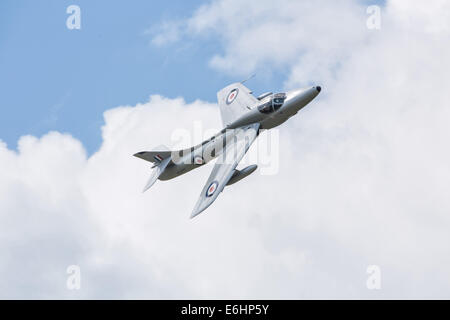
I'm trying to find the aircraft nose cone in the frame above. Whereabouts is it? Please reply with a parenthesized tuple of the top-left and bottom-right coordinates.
(315, 86, 321, 93)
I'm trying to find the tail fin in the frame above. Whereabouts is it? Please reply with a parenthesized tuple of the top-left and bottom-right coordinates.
(134, 145, 171, 192)
(134, 144, 172, 166)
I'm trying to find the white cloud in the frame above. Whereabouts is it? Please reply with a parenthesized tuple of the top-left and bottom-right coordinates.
(2, 0, 450, 298)
(148, 21, 185, 47)
(154, 0, 369, 87)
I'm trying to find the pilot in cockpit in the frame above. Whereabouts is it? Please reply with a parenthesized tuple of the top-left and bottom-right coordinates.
(258, 93, 287, 114)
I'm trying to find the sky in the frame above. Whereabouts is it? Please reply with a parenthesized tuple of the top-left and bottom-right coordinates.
(0, 0, 386, 154)
(1, 0, 450, 299)
(0, 0, 229, 153)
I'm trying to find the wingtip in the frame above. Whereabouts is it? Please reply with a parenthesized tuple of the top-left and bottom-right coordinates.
(190, 209, 202, 219)
(190, 203, 208, 219)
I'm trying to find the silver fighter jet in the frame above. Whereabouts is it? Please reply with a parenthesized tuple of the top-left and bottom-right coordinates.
(134, 82, 321, 218)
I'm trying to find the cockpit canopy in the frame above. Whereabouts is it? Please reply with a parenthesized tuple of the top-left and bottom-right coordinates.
(257, 93, 287, 114)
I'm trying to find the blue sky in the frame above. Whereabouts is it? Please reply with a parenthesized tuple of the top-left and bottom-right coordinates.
(1, 0, 385, 154)
(1, 0, 230, 154)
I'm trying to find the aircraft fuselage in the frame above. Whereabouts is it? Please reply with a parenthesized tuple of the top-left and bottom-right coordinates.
(159, 86, 321, 181)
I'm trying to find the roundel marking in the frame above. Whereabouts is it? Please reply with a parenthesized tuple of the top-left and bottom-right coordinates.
(226, 88, 239, 105)
(206, 181, 219, 197)
(194, 155, 204, 165)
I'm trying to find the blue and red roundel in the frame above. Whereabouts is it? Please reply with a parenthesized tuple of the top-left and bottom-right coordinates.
(194, 155, 204, 165)
(206, 181, 219, 197)
(226, 88, 239, 105)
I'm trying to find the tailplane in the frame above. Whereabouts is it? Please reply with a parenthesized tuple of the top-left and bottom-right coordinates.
(134, 145, 172, 192)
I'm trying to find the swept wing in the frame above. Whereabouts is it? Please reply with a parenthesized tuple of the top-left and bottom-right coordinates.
(191, 123, 260, 218)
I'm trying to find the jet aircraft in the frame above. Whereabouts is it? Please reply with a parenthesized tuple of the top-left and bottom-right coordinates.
(134, 82, 321, 218)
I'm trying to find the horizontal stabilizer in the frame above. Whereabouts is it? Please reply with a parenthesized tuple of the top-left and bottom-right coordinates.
(142, 156, 171, 192)
(134, 145, 172, 192)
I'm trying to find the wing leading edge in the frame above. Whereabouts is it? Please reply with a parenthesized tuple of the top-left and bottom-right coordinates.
(191, 123, 260, 218)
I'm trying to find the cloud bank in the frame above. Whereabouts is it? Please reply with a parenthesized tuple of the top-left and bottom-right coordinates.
(1, 0, 450, 298)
